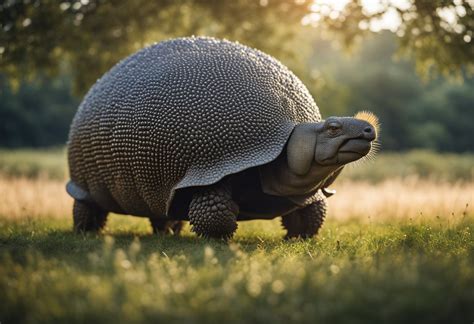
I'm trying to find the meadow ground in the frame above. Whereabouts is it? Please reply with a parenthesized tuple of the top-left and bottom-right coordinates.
(0, 149, 473, 323)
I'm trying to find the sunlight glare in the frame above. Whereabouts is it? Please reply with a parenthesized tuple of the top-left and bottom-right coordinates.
(308, 0, 410, 32)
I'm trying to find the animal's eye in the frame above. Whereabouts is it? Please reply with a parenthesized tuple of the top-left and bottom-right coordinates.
(327, 122, 342, 135)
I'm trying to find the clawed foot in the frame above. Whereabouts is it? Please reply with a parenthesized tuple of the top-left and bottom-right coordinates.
(282, 193, 327, 239)
(188, 183, 238, 240)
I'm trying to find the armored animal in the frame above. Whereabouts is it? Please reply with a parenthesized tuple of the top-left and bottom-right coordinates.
(66, 36, 378, 240)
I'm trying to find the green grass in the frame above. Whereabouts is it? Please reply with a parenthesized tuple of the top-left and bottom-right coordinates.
(1, 215, 473, 323)
(1, 148, 473, 322)
(1, 148, 473, 182)
(0, 147, 67, 180)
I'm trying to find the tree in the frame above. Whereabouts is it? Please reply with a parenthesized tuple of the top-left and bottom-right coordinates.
(308, 31, 474, 152)
(313, 0, 473, 78)
(1, 0, 472, 94)
(0, 74, 78, 147)
(0, 0, 309, 93)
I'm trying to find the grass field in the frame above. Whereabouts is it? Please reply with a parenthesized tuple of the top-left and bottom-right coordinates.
(0, 149, 473, 323)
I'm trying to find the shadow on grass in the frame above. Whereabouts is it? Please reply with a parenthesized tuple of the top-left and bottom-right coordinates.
(1, 215, 473, 270)
(0, 225, 289, 269)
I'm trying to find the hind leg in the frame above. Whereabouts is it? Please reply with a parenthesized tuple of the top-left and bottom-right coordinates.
(73, 200, 108, 233)
(281, 193, 327, 239)
(149, 218, 183, 235)
(188, 183, 238, 240)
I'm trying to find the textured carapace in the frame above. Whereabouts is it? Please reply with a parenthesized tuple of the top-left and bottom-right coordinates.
(67, 36, 321, 219)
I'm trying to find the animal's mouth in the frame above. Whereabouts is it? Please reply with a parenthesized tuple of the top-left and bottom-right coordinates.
(318, 138, 372, 165)
(338, 138, 371, 156)
(336, 138, 372, 164)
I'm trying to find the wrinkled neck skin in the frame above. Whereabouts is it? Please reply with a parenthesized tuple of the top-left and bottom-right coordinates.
(260, 151, 340, 199)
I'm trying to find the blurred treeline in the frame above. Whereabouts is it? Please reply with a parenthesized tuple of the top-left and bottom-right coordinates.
(1, 148, 473, 182)
(1, 0, 473, 151)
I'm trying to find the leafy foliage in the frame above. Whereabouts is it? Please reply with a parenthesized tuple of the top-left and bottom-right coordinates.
(1, 0, 472, 94)
(309, 32, 474, 152)
(314, 0, 474, 78)
(0, 0, 309, 93)
(0, 74, 78, 147)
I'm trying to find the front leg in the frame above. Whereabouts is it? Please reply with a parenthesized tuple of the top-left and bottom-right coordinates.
(188, 182, 239, 240)
(281, 193, 327, 239)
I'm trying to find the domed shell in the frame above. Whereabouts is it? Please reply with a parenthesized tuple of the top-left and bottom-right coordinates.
(68, 37, 321, 217)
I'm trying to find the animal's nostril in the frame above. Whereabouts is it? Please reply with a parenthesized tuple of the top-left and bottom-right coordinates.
(364, 127, 372, 133)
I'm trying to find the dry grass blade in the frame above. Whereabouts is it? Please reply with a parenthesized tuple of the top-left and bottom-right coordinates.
(0, 176, 471, 223)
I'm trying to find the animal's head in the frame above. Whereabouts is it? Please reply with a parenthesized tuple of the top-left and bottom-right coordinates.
(287, 111, 379, 175)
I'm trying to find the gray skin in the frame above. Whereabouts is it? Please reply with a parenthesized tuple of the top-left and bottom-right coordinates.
(263, 117, 375, 198)
(187, 116, 376, 239)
